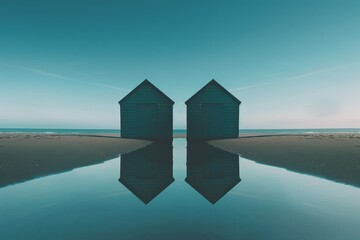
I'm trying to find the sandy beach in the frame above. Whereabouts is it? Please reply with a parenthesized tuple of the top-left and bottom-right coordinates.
(209, 134, 360, 187)
(2, 133, 360, 189)
(0, 134, 151, 188)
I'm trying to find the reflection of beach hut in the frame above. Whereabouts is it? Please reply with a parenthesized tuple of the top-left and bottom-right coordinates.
(185, 79, 241, 140)
(185, 141, 240, 204)
(119, 141, 174, 204)
(119, 80, 174, 139)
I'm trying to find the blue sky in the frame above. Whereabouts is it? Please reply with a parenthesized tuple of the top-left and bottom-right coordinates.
(1, 0, 360, 129)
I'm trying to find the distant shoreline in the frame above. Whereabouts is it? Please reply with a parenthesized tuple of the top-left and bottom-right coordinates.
(1, 128, 359, 136)
(1, 132, 360, 189)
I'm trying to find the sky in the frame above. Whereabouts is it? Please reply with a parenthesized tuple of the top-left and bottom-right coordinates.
(1, 0, 360, 129)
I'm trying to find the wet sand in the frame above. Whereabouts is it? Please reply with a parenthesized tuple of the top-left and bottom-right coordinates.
(209, 134, 360, 188)
(173, 133, 186, 138)
(0, 134, 151, 188)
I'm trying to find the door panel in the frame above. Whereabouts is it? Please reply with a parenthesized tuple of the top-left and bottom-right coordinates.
(203, 103, 224, 138)
(203, 159, 224, 179)
(136, 103, 157, 138)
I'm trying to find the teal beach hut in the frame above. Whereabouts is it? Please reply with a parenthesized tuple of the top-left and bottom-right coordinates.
(185, 80, 241, 140)
(119, 80, 174, 139)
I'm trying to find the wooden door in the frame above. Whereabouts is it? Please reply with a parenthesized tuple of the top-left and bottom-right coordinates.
(136, 103, 158, 138)
(202, 103, 224, 138)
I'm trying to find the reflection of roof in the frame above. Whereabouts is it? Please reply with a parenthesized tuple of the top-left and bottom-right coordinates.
(186, 178, 241, 204)
(119, 177, 174, 204)
(185, 79, 241, 105)
(118, 79, 175, 104)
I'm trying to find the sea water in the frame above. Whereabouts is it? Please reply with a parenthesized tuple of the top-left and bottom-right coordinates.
(0, 139, 360, 240)
(1, 128, 360, 135)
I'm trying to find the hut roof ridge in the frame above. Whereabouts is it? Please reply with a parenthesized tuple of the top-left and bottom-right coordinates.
(185, 79, 241, 105)
(119, 177, 175, 204)
(119, 79, 174, 104)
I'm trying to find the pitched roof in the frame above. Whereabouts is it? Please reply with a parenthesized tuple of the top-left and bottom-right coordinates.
(185, 79, 241, 105)
(119, 177, 174, 204)
(118, 79, 174, 104)
(186, 178, 241, 204)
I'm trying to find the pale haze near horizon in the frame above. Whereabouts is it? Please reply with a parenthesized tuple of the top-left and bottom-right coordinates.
(1, 0, 360, 129)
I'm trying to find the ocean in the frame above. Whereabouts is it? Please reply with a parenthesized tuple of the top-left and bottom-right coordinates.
(0, 128, 359, 135)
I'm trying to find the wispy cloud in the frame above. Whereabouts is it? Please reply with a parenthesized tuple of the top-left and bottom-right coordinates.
(266, 71, 287, 78)
(0, 63, 130, 93)
(88, 82, 130, 92)
(230, 62, 360, 93)
(73, 71, 95, 77)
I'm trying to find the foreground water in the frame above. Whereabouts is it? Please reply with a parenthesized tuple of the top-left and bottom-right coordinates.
(1, 139, 360, 240)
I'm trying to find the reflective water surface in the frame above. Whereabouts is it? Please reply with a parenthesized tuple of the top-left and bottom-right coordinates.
(1, 139, 360, 240)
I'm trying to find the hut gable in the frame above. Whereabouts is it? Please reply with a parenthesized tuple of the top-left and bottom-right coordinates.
(119, 79, 174, 105)
(119, 80, 174, 139)
(186, 79, 241, 139)
(185, 79, 240, 105)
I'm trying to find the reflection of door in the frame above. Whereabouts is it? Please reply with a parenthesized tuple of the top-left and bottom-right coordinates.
(137, 103, 157, 138)
(203, 159, 224, 179)
(136, 158, 157, 179)
(203, 103, 224, 138)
